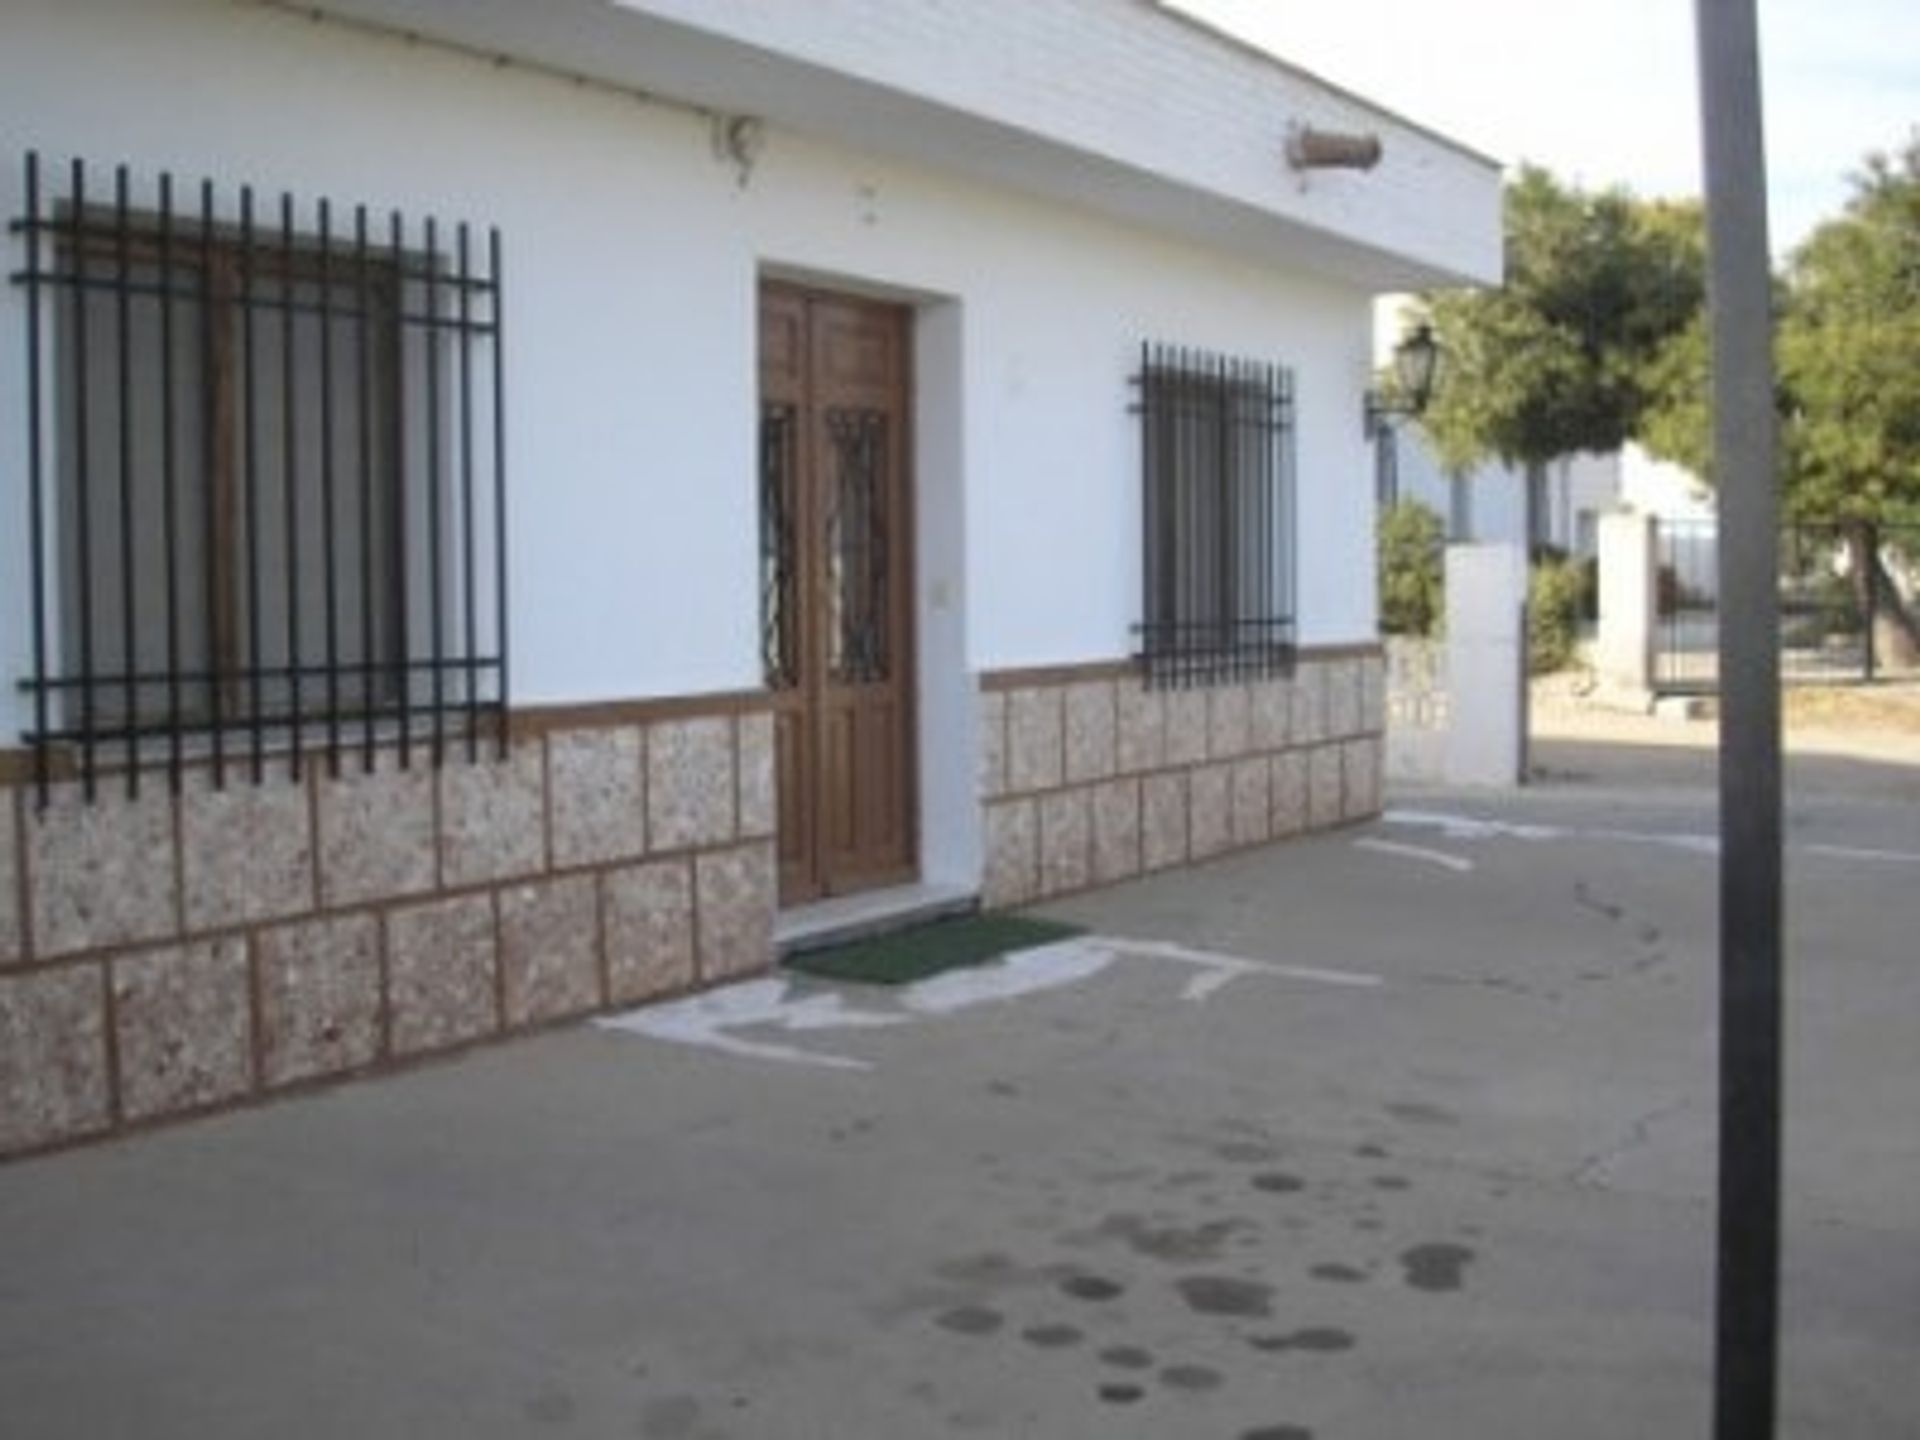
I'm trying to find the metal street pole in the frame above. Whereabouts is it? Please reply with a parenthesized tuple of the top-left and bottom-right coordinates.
(1694, 2, 1784, 1436)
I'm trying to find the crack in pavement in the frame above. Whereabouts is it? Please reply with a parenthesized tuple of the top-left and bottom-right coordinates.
(1568, 1097, 1694, 1188)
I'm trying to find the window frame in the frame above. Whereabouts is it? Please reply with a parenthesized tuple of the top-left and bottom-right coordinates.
(1133, 342, 1297, 689)
(11, 152, 509, 803)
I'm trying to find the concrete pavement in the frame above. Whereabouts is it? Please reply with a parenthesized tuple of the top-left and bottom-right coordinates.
(1, 747, 1915, 1438)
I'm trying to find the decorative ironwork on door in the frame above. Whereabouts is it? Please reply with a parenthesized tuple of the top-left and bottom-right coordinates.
(824, 407, 889, 685)
(759, 401, 798, 691)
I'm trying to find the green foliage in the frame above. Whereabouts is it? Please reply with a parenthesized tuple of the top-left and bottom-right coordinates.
(1376, 500, 1445, 637)
(1414, 167, 1705, 475)
(1642, 132, 1920, 531)
(1775, 136, 1920, 526)
(1528, 555, 1585, 674)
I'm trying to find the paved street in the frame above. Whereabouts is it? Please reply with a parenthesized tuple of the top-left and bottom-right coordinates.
(2, 739, 1916, 1438)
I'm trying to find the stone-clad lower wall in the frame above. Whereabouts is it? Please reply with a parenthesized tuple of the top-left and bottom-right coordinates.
(0, 698, 774, 1160)
(977, 650, 1385, 908)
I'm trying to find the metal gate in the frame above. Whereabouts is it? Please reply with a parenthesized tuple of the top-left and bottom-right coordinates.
(1655, 519, 1920, 692)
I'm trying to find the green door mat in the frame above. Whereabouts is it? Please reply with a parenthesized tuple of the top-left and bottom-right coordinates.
(785, 915, 1086, 986)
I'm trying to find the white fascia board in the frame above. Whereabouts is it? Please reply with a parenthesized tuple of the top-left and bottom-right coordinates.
(294, 0, 1500, 291)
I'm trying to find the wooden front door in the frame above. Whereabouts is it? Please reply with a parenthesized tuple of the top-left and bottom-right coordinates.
(759, 284, 916, 905)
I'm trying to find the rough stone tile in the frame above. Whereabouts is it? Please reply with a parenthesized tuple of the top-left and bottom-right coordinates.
(0, 790, 20, 964)
(0, 965, 109, 1153)
(737, 713, 776, 840)
(1063, 682, 1117, 784)
(1006, 688, 1064, 794)
(1326, 661, 1362, 738)
(1164, 689, 1209, 765)
(1360, 656, 1387, 733)
(1114, 683, 1165, 774)
(499, 874, 600, 1028)
(1037, 788, 1092, 898)
(1307, 746, 1345, 830)
(550, 726, 646, 868)
(1208, 685, 1252, 760)
(1141, 772, 1189, 871)
(648, 718, 736, 854)
(1189, 763, 1233, 861)
(1290, 662, 1327, 745)
(1231, 759, 1272, 848)
(180, 772, 313, 933)
(316, 756, 436, 909)
(27, 781, 177, 959)
(255, 913, 382, 1089)
(112, 938, 252, 1122)
(981, 800, 1039, 909)
(1248, 678, 1292, 754)
(977, 692, 1008, 800)
(603, 859, 694, 1005)
(696, 844, 775, 983)
(386, 894, 498, 1058)
(1271, 752, 1309, 837)
(438, 743, 546, 889)
(1343, 737, 1383, 820)
(1090, 778, 1142, 886)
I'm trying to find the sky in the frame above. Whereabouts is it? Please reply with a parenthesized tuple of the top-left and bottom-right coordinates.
(1172, 0, 1919, 254)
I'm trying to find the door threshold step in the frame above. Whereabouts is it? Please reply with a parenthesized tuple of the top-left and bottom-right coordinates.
(775, 882, 979, 958)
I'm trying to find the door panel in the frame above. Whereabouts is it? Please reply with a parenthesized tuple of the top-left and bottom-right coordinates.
(759, 285, 915, 905)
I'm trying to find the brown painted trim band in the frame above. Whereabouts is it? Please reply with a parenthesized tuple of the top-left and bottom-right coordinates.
(978, 643, 1383, 691)
(503, 689, 773, 738)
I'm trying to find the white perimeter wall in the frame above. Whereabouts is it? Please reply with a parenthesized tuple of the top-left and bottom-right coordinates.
(0, 0, 1381, 743)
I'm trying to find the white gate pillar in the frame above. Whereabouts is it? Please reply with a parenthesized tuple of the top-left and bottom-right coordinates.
(1596, 509, 1658, 702)
(1444, 542, 1528, 787)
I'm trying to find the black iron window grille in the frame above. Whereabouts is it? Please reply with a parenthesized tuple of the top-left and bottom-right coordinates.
(10, 152, 509, 804)
(1132, 342, 1296, 688)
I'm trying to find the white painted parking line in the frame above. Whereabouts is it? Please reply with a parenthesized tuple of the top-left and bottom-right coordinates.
(1353, 837, 1476, 874)
(596, 934, 1382, 1069)
(1805, 842, 1920, 866)
(1109, 937, 1384, 994)
(597, 978, 904, 1071)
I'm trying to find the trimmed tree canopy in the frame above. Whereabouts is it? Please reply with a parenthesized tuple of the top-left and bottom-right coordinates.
(1774, 137, 1920, 525)
(1414, 167, 1704, 475)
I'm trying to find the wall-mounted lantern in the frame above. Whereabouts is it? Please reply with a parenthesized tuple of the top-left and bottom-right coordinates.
(1363, 322, 1440, 438)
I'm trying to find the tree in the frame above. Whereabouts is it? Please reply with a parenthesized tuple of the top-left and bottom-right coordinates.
(1775, 137, 1920, 664)
(1640, 134, 1920, 665)
(1411, 167, 1705, 539)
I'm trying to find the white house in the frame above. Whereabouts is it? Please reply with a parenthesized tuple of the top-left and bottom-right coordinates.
(1380, 427, 1712, 555)
(0, 0, 1500, 1157)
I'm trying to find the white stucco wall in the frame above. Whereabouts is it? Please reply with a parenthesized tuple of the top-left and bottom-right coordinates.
(2, 0, 1397, 750)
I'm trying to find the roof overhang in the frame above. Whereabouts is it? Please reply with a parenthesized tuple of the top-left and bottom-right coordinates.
(290, 0, 1502, 291)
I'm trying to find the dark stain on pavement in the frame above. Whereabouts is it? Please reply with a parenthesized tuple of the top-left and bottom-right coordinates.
(1241, 1427, 1315, 1439)
(1370, 1174, 1412, 1191)
(1058, 1272, 1126, 1303)
(1093, 1213, 1251, 1264)
(1401, 1242, 1476, 1292)
(1097, 1344, 1154, 1371)
(1021, 1323, 1083, 1349)
(1309, 1262, 1368, 1283)
(936, 1305, 1005, 1336)
(1174, 1274, 1274, 1317)
(1097, 1383, 1146, 1405)
(1251, 1170, 1306, 1194)
(1249, 1326, 1355, 1353)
